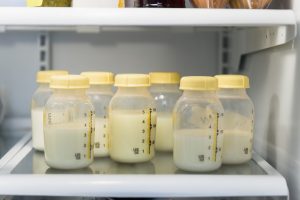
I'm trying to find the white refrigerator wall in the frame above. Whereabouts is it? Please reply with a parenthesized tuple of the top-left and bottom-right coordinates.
(0, 31, 219, 118)
(241, 1, 299, 199)
(244, 42, 299, 200)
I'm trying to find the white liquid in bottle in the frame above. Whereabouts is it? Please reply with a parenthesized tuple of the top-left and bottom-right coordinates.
(31, 108, 44, 151)
(222, 131, 253, 164)
(44, 121, 94, 170)
(109, 110, 156, 163)
(174, 129, 223, 172)
(155, 114, 173, 151)
(94, 118, 109, 157)
(222, 112, 253, 164)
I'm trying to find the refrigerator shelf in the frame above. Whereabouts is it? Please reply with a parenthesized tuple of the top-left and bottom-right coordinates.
(0, 8, 296, 31)
(0, 137, 289, 198)
(0, 8, 296, 65)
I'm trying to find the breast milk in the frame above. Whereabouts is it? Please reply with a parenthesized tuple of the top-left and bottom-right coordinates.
(222, 130, 252, 164)
(109, 110, 156, 163)
(155, 114, 173, 151)
(174, 129, 223, 172)
(222, 112, 253, 164)
(31, 108, 44, 151)
(44, 121, 94, 169)
(94, 118, 109, 157)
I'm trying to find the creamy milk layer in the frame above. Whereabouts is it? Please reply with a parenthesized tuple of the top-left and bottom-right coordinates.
(155, 114, 173, 152)
(110, 110, 156, 163)
(94, 118, 109, 157)
(222, 130, 253, 164)
(222, 112, 253, 164)
(31, 108, 44, 151)
(44, 122, 94, 169)
(174, 129, 223, 172)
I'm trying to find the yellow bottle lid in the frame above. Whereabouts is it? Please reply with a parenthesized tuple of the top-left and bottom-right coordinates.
(149, 72, 180, 84)
(180, 76, 218, 91)
(215, 75, 250, 89)
(36, 70, 68, 84)
(81, 72, 114, 85)
(50, 75, 89, 89)
(27, 0, 43, 7)
(115, 74, 150, 87)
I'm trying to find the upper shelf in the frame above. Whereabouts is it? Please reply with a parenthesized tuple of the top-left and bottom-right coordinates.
(0, 7, 296, 31)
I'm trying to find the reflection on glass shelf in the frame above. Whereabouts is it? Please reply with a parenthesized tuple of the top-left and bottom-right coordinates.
(12, 150, 266, 175)
(0, 131, 26, 159)
(91, 158, 155, 174)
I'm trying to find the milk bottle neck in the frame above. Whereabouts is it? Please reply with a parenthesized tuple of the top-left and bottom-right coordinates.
(38, 83, 50, 89)
(150, 84, 180, 93)
(183, 90, 217, 98)
(88, 85, 113, 94)
(116, 87, 151, 96)
(217, 88, 248, 98)
(53, 89, 87, 96)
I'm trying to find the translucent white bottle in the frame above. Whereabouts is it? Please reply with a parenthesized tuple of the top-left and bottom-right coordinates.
(81, 72, 114, 158)
(31, 70, 68, 151)
(44, 75, 95, 170)
(215, 75, 254, 164)
(149, 72, 181, 152)
(173, 76, 224, 172)
(109, 74, 156, 163)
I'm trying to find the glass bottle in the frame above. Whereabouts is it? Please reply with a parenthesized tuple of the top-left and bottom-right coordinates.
(149, 72, 181, 152)
(31, 70, 68, 151)
(173, 76, 224, 172)
(215, 75, 254, 164)
(44, 75, 95, 169)
(143, 0, 185, 8)
(109, 74, 156, 163)
(81, 72, 114, 158)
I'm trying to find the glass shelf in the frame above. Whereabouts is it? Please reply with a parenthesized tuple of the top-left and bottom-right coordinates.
(12, 150, 266, 175)
(0, 137, 289, 198)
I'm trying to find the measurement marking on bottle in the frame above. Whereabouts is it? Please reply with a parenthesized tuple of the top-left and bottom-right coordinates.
(147, 108, 152, 154)
(211, 112, 219, 162)
(48, 113, 52, 125)
(133, 147, 139, 155)
(75, 153, 81, 160)
(86, 110, 93, 159)
(198, 155, 205, 162)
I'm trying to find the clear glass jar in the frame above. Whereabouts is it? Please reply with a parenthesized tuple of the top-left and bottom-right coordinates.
(109, 74, 156, 163)
(31, 70, 68, 151)
(173, 76, 224, 172)
(44, 75, 95, 170)
(149, 72, 181, 152)
(125, 0, 142, 7)
(81, 72, 114, 158)
(142, 0, 185, 7)
(215, 75, 254, 164)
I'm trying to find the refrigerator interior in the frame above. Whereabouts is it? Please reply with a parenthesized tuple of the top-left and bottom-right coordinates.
(0, 0, 298, 199)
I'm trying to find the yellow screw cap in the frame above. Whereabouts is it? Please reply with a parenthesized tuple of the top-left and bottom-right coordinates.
(27, 0, 43, 7)
(36, 70, 68, 84)
(215, 75, 250, 89)
(149, 72, 180, 84)
(50, 75, 89, 89)
(115, 74, 150, 87)
(81, 72, 114, 85)
(180, 76, 218, 91)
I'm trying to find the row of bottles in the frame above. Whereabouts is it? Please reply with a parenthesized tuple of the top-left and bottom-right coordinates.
(31, 71, 254, 172)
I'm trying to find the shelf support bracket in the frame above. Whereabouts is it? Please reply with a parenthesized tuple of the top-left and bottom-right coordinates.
(37, 32, 51, 70)
(227, 25, 297, 73)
